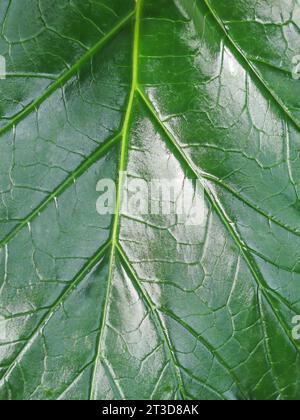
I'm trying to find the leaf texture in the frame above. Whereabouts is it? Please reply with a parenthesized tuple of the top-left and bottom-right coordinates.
(0, 0, 300, 400)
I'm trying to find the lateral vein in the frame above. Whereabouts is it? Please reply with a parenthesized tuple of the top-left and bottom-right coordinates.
(0, 240, 111, 386)
(116, 243, 188, 400)
(0, 10, 135, 138)
(202, 0, 300, 132)
(0, 132, 121, 249)
(136, 86, 300, 358)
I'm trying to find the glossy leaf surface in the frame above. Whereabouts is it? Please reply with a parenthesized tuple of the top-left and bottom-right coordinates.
(0, 0, 300, 400)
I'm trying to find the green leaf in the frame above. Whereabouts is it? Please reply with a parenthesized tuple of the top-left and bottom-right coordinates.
(0, 0, 300, 400)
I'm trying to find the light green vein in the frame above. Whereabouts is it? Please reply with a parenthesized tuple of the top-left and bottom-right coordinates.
(57, 361, 94, 401)
(257, 291, 282, 399)
(117, 243, 247, 400)
(199, 173, 300, 238)
(117, 243, 188, 400)
(89, 0, 142, 401)
(136, 86, 300, 362)
(202, 0, 300, 132)
(0, 131, 121, 249)
(0, 240, 111, 386)
(0, 10, 135, 138)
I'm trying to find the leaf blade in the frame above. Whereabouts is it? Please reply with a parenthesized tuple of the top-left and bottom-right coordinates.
(1, 0, 300, 400)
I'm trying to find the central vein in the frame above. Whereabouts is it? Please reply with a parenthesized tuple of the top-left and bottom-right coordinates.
(111, 0, 142, 250)
(89, 0, 142, 400)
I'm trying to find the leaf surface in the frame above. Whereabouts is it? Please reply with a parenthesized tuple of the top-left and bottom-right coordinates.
(0, 0, 300, 400)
